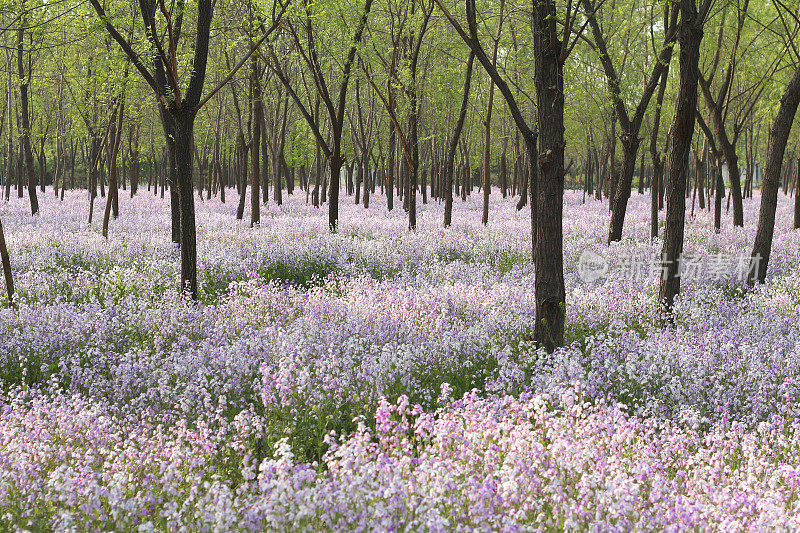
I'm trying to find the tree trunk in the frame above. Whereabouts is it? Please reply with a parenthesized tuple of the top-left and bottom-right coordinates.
(87, 137, 102, 224)
(651, 161, 660, 239)
(445, 52, 474, 227)
(364, 161, 371, 208)
(500, 138, 508, 198)
(5, 76, 13, 202)
(795, 158, 800, 229)
(250, 57, 262, 227)
(608, 135, 641, 241)
(355, 159, 362, 205)
(649, 66, 670, 239)
(0, 217, 12, 308)
(482, 44, 498, 225)
(698, 151, 706, 209)
(236, 134, 248, 220)
(700, 86, 745, 227)
(162, 109, 198, 298)
(103, 96, 125, 238)
(659, 0, 705, 311)
(531, 0, 566, 351)
(750, 65, 800, 282)
(261, 110, 269, 205)
(329, 151, 342, 231)
(638, 150, 645, 195)
(274, 151, 283, 205)
(17, 6, 38, 216)
(406, 100, 418, 231)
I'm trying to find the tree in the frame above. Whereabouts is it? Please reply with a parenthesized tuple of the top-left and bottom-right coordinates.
(481, 0, 505, 226)
(0, 217, 13, 308)
(648, 66, 670, 240)
(250, 55, 263, 228)
(581, 0, 679, 243)
(90, 0, 286, 298)
(267, 0, 374, 232)
(437, 0, 585, 351)
(658, 0, 714, 312)
(444, 51, 475, 227)
(697, 0, 761, 228)
(17, 0, 39, 215)
(749, 0, 800, 283)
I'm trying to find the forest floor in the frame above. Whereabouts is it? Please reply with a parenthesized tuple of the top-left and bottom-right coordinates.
(0, 188, 799, 530)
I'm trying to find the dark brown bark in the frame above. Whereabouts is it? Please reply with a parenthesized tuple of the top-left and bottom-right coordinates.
(588, 0, 678, 242)
(251, 56, 262, 227)
(90, 0, 223, 298)
(268, 0, 373, 231)
(103, 94, 125, 238)
(17, 3, 38, 216)
(658, 0, 709, 311)
(750, 65, 800, 283)
(0, 217, 12, 308)
(482, 9, 503, 225)
(530, 0, 566, 351)
(405, 92, 418, 231)
(161, 109, 198, 296)
(236, 133, 248, 220)
(638, 150, 645, 195)
(698, 151, 706, 209)
(795, 157, 800, 229)
(445, 51, 475, 227)
(5, 76, 13, 203)
(130, 125, 140, 197)
(714, 157, 723, 232)
(649, 66, 670, 240)
(697, 2, 753, 228)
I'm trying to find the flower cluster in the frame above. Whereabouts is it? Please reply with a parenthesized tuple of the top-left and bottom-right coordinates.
(0, 188, 797, 530)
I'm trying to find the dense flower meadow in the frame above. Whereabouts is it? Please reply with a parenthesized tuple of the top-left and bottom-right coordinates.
(1, 187, 799, 531)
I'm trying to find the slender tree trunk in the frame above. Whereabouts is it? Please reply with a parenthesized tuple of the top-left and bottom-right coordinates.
(649, 67, 669, 239)
(250, 57, 262, 227)
(87, 136, 103, 224)
(17, 6, 38, 216)
(364, 161, 371, 208)
(701, 97, 745, 227)
(386, 128, 395, 212)
(608, 135, 641, 241)
(0, 217, 12, 308)
(236, 134, 248, 220)
(500, 137, 508, 198)
(37, 133, 46, 193)
(445, 52, 474, 227)
(261, 109, 269, 205)
(219, 150, 226, 203)
(698, 150, 706, 209)
(794, 157, 800, 229)
(714, 157, 723, 232)
(355, 159, 362, 204)
(406, 92, 419, 230)
(67, 140, 76, 195)
(5, 76, 13, 202)
(103, 95, 125, 238)
(482, 39, 499, 225)
(329, 148, 342, 232)
(638, 150, 645, 195)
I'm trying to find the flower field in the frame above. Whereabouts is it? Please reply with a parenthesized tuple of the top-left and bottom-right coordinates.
(1, 189, 800, 531)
